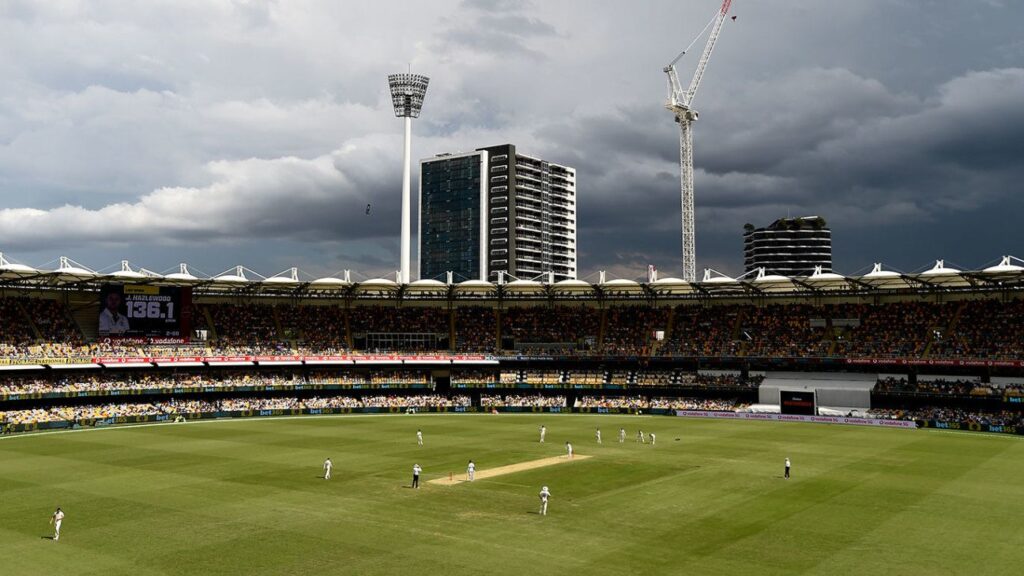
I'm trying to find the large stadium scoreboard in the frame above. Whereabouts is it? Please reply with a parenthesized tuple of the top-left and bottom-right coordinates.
(98, 284, 192, 339)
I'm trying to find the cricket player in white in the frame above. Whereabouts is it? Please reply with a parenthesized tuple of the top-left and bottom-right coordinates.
(595, 428, 602, 444)
(637, 429, 646, 443)
(539, 486, 551, 515)
(467, 460, 476, 481)
(619, 428, 626, 443)
(50, 507, 64, 541)
(323, 458, 333, 480)
(417, 429, 423, 446)
(539, 425, 546, 443)
(566, 441, 573, 459)
(650, 432, 656, 446)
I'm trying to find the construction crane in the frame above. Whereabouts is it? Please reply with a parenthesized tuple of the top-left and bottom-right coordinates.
(664, 0, 733, 282)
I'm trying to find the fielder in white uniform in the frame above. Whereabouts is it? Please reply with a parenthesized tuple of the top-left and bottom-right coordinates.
(417, 429, 423, 446)
(540, 425, 546, 443)
(50, 507, 64, 541)
(323, 458, 333, 480)
(650, 432, 656, 446)
(595, 428, 602, 444)
(619, 428, 626, 443)
(539, 486, 551, 515)
(467, 460, 476, 481)
(566, 441, 573, 459)
(637, 430, 646, 443)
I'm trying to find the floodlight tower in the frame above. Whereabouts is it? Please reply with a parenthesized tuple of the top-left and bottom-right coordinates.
(664, 0, 732, 282)
(388, 72, 430, 284)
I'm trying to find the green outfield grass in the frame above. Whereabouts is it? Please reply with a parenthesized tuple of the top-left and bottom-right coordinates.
(2, 414, 1023, 575)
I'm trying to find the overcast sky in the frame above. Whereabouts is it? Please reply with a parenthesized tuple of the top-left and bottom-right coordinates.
(1, 0, 1021, 280)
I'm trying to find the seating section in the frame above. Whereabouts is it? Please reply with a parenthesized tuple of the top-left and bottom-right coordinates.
(480, 395, 566, 407)
(454, 307, 496, 352)
(0, 296, 1021, 360)
(601, 305, 669, 355)
(875, 377, 1023, 397)
(929, 299, 1024, 360)
(0, 395, 471, 425)
(501, 305, 600, 351)
(203, 304, 282, 349)
(870, 407, 1023, 426)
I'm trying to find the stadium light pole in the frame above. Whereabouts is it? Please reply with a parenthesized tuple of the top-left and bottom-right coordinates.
(388, 72, 429, 284)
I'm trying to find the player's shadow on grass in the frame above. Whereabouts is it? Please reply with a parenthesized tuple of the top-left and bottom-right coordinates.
(41, 536, 54, 540)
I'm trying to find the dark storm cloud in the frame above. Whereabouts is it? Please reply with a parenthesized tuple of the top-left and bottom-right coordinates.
(1, 1, 1022, 279)
(541, 66, 1024, 276)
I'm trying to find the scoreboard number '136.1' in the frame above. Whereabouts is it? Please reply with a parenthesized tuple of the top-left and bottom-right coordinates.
(125, 299, 175, 320)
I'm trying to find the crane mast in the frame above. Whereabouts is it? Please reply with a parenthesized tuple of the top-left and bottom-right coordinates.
(664, 0, 733, 281)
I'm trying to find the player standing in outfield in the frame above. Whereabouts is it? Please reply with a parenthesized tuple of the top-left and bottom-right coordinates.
(595, 428, 602, 444)
(412, 463, 422, 488)
(417, 429, 423, 446)
(50, 507, 64, 541)
(619, 427, 626, 443)
(539, 486, 551, 516)
(650, 432, 656, 446)
(637, 429, 646, 443)
(566, 441, 573, 459)
(539, 425, 546, 443)
(323, 458, 333, 480)
(467, 460, 476, 482)
(785, 457, 791, 479)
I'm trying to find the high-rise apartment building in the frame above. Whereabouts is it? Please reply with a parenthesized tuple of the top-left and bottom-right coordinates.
(743, 216, 832, 277)
(419, 144, 576, 282)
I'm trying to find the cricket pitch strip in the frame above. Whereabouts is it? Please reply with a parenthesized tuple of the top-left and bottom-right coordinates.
(429, 454, 593, 486)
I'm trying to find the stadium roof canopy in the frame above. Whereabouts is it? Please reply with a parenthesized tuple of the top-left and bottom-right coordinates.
(1, 253, 1022, 300)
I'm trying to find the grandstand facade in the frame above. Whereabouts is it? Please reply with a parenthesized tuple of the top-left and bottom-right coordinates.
(2, 257, 1023, 435)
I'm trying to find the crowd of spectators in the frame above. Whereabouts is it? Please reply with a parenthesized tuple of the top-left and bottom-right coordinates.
(480, 395, 566, 407)
(875, 377, 1024, 397)
(575, 396, 647, 409)
(649, 397, 748, 411)
(837, 302, 954, 358)
(0, 299, 44, 353)
(574, 396, 747, 411)
(0, 394, 472, 425)
(928, 299, 1024, 360)
(601, 306, 669, 355)
(202, 304, 282, 348)
(450, 370, 497, 384)
(348, 306, 448, 336)
(276, 305, 348, 350)
(740, 304, 831, 358)
(454, 307, 497, 352)
(2, 297, 1023, 361)
(870, 407, 1024, 427)
(501, 305, 599, 350)
(661, 305, 742, 357)
(565, 370, 605, 385)
(0, 370, 442, 397)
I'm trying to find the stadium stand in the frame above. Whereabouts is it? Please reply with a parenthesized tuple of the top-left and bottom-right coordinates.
(1, 289, 1022, 433)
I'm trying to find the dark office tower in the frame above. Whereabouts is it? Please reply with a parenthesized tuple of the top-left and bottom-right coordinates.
(419, 144, 576, 282)
(743, 216, 832, 277)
